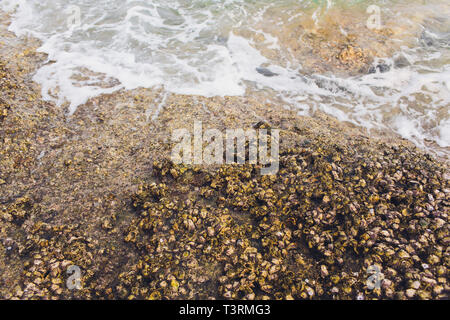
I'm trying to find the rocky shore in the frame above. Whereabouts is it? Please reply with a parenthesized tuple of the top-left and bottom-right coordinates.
(0, 11, 448, 300)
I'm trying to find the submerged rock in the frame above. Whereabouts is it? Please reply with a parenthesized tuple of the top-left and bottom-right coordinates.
(394, 55, 411, 69)
(256, 67, 279, 77)
(368, 63, 391, 74)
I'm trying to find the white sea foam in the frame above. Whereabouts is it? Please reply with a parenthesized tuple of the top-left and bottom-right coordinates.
(1, 0, 449, 156)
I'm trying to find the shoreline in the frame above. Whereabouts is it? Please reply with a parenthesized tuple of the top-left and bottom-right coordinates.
(0, 10, 449, 300)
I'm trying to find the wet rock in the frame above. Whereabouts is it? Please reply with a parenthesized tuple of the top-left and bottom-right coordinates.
(369, 63, 391, 74)
(256, 67, 279, 77)
(394, 55, 411, 69)
(420, 31, 436, 47)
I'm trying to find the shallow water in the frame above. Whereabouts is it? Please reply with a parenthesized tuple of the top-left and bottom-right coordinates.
(1, 0, 449, 156)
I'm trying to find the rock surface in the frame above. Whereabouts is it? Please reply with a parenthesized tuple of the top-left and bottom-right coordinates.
(0, 11, 448, 300)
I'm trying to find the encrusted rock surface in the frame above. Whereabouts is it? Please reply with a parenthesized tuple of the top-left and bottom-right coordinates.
(0, 10, 448, 300)
(117, 135, 448, 300)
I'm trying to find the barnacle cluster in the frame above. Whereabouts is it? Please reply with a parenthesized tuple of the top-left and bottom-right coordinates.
(0, 53, 40, 191)
(1, 205, 132, 300)
(0, 61, 11, 122)
(11, 223, 97, 299)
(336, 44, 368, 70)
(1, 118, 448, 300)
(117, 137, 449, 300)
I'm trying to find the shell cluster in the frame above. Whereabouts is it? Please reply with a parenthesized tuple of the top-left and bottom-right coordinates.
(1, 132, 449, 299)
(116, 138, 449, 300)
(0, 61, 12, 122)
